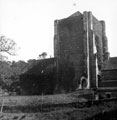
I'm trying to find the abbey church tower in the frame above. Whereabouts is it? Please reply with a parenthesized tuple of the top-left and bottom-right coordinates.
(54, 11, 109, 89)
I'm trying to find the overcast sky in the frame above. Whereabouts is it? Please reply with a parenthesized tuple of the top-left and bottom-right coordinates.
(0, 0, 117, 61)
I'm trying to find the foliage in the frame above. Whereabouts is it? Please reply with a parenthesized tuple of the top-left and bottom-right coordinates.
(0, 60, 28, 94)
(27, 59, 37, 69)
(20, 60, 56, 95)
(39, 52, 47, 59)
(11, 60, 28, 75)
(20, 58, 75, 95)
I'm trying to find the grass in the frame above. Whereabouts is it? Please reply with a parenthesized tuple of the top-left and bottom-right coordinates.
(0, 91, 89, 113)
(0, 92, 116, 120)
(0, 92, 88, 107)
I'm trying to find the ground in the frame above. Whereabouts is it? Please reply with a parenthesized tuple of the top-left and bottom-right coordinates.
(0, 91, 116, 120)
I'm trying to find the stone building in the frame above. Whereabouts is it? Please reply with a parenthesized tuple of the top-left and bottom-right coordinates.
(99, 57, 117, 89)
(20, 11, 117, 95)
(54, 11, 109, 90)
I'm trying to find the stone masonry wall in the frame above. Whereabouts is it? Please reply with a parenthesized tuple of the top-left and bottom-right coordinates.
(54, 14, 85, 90)
(54, 11, 109, 90)
(99, 70, 117, 87)
(92, 16, 104, 69)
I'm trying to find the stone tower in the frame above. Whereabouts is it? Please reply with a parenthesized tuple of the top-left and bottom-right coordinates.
(54, 11, 109, 90)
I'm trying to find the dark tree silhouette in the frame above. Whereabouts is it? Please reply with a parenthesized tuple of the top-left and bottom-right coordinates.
(39, 52, 47, 59)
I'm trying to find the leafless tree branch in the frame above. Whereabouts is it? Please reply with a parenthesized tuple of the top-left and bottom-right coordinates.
(0, 36, 16, 56)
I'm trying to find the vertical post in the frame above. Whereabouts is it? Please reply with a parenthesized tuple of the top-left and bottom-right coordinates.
(54, 20, 60, 92)
(88, 12, 98, 88)
(88, 12, 94, 88)
(100, 20, 109, 61)
(0, 99, 4, 113)
(83, 11, 90, 89)
(41, 93, 43, 111)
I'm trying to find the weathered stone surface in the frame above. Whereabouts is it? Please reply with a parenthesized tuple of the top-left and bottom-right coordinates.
(20, 11, 115, 94)
(54, 13, 84, 90)
(54, 11, 109, 89)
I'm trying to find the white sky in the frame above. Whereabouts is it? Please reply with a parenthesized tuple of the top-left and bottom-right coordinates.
(0, 0, 117, 61)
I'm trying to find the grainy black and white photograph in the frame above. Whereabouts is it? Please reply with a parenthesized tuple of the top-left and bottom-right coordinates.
(0, 0, 117, 119)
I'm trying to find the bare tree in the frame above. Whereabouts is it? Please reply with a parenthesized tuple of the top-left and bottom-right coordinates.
(0, 36, 16, 60)
(0, 36, 16, 55)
